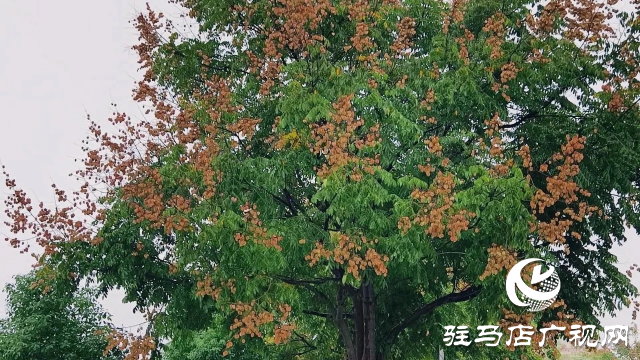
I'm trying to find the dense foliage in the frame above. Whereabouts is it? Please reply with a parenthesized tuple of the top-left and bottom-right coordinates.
(0, 272, 119, 360)
(3, 0, 640, 358)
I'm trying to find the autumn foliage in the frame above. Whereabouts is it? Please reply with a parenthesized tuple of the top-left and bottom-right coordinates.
(3, 0, 640, 359)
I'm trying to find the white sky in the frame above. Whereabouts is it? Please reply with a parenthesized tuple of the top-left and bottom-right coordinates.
(0, 0, 638, 332)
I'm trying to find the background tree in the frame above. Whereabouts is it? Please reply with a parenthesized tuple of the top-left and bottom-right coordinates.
(3, 0, 640, 359)
(0, 271, 121, 360)
(610, 324, 640, 359)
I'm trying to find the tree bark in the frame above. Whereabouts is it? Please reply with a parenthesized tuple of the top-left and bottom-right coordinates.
(343, 283, 377, 360)
(362, 283, 376, 360)
(354, 289, 364, 360)
(335, 285, 357, 360)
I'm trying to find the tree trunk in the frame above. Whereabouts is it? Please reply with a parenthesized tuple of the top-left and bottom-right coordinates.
(334, 283, 481, 359)
(354, 289, 364, 360)
(335, 285, 357, 360)
(362, 283, 376, 360)
(336, 282, 379, 360)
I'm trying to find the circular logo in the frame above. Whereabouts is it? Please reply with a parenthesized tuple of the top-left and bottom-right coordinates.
(506, 258, 561, 312)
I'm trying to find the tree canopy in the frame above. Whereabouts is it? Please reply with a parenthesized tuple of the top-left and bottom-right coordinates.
(3, 0, 640, 359)
(0, 271, 120, 360)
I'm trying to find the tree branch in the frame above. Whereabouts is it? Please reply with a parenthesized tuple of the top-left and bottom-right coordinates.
(283, 331, 318, 358)
(273, 275, 334, 304)
(274, 275, 339, 285)
(383, 285, 482, 345)
(303, 309, 353, 319)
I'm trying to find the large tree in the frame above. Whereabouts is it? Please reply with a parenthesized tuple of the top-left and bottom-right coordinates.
(0, 271, 120, 360)
(3, 0, 640, 358)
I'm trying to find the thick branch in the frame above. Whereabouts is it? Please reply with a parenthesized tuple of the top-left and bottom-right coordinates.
(303, 309, 353, 319)
(275, 275, 339, 285)
(269, 189, 299, 216)
(383, 285, 482, 345)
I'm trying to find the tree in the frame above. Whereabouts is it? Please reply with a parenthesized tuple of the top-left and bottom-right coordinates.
(0, 271, 120, 360)
(3, 0, 640, 359)
(611, 324, 640, 359)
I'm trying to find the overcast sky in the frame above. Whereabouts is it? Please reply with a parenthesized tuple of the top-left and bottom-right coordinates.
(0, 0, 638, 331)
